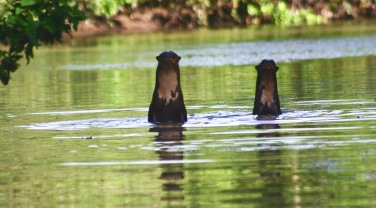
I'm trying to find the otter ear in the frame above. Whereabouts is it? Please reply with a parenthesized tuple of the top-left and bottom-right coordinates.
(177, 56, 181, 62)
(275, 66, 279, 71)
(255, 65, 260, 71)
(156, 56, 160, 61)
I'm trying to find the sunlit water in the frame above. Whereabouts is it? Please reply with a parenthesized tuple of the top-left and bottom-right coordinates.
(62, 35, 376, 69)
(1, 23, 376, 207)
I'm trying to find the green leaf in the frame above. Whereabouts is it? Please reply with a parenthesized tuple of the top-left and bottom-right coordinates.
(25, 44, 34, 64)
(15, 7, 26, 15)
(21, 0, 37, 7)
(0, 68, 10, 85)
(42, 18, 56, 33)
(25, 30, 38, 46)
(6, 16, 19, 25)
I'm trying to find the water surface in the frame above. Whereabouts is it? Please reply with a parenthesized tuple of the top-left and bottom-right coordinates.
(1, 22, 376, 207)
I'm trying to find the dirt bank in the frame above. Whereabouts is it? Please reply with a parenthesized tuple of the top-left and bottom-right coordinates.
(71, 8, 199, 36)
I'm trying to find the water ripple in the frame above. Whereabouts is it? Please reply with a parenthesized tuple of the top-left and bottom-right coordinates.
(19, 107, 376, 130)
(61, 159, 214, 166)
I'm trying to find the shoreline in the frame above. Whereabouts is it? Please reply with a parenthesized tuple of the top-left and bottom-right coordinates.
(69, 14, 376, 38)
(70, 9, 192, 37)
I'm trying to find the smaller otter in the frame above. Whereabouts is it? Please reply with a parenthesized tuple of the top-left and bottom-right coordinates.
(148, 51, 187, 123)
(252, 60, 282, 116)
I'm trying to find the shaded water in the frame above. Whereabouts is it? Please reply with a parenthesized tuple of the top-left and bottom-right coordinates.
(1, 22, 376, 207)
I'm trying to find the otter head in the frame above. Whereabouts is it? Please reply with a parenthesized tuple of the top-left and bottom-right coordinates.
(253, 59, 281, 117)
(156, 51, 181, 67)
(256, 59, 279, 74)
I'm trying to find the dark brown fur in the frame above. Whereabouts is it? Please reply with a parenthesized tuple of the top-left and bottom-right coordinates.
(252, 60, 282, 116)
(148, 51, 187, 123)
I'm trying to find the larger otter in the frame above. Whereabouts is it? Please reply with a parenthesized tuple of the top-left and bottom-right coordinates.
(253, 60, 282, 116)
(148, 51, 187, 123)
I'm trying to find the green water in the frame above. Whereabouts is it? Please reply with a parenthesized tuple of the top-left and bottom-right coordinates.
(1, 22, 376, 207)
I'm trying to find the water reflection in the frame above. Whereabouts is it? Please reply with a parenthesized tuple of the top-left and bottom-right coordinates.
(2, 24, 376, 207)
(150, 124, 185, 202)
(255, 118, 286, 207)
(58, 35, 376, 69)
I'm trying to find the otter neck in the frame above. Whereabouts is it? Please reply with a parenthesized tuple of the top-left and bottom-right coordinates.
(259, 73, 275, 107)
(157, 66, 179, 105)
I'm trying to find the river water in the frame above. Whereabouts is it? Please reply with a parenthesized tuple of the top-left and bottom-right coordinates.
(1, 22, 376, 207)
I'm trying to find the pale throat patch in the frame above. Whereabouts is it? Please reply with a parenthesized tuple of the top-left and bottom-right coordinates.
(158, 70, 179, 105)
(260, 75, 275, 107)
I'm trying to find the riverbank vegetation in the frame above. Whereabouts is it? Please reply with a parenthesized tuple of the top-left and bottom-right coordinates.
(1, 0, 376, 85)
(78, 0, 376, 32)
(0, 0, 85, 85)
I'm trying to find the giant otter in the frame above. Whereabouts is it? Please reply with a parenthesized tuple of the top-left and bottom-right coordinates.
(252, 60, 282, 116)
(148, 51, 187, 123)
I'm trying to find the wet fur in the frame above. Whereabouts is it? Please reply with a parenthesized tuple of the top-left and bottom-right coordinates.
(148, 51, 187, 123)
(253, 60, 282, 116)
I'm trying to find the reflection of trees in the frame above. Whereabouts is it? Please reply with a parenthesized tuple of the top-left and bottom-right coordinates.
(255, 118, 301, 207)
(150, 125, 185, 202)
(255, 118, 286, 207)
(284, 57, 376, 101)
(5, 55, 375, 120)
